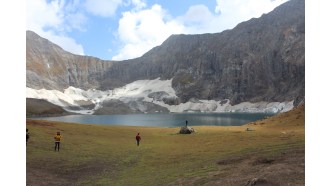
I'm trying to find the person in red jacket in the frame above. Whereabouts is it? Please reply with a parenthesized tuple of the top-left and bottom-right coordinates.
(135, 133, 141, 146)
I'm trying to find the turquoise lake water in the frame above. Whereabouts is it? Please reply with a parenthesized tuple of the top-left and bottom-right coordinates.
(34, 112, 274, 127)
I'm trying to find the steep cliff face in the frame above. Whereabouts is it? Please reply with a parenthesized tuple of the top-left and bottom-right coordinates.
(100, 0, 304, 105)
(26, 31, 114, 91)
(26, 0, 305, 107)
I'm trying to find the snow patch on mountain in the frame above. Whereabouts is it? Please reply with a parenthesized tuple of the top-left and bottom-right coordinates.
(26, 78, 294, 114)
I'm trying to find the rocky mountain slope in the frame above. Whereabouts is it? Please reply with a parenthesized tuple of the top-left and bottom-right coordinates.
(26, 98, 73, 117)
(26, 0, 304, 114)
(26, 31, 114, 90)
(100, 0, 305, 105)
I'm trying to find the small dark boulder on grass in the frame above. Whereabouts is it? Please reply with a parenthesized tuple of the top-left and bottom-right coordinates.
(179, 126, 195, 134)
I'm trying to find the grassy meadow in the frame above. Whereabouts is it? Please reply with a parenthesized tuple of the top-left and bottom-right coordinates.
(26, 104, 305, 185)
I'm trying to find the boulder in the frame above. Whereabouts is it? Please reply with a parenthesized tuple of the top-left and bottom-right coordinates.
(245, 178, 268, 186)
(179, 126, 195, 134)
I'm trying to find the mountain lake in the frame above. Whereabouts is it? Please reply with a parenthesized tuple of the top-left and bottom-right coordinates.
(32, 113, 275, 127)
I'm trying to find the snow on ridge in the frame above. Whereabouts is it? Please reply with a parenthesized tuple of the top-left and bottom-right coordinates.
(26, 78, 294, 114)
(26, 87, 82, 107)
(26, 78, 177, 114)
(110, 78, 177, 99)
(154, 99, 294, 113)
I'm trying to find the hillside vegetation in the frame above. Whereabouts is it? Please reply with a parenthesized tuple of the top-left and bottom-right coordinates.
(26, 104, 304, 185)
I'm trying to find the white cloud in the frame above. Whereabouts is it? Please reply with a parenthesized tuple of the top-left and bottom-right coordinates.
(113, 0, 289, 60)
(66, 12, 88, 32)
(84, 0, 123, 17)
(183, 5, 214, 24)
(131, 0, 147, 11)
(26, 0, 85, 55)
(214, 0, 289, 29)
(27, 0, 289, 60)
(112, 4, 184, 60)
(180, 0, 289, 34)
(44, 31, 85, 55)
(177, 5, 219, 34)
(26, 0, 64, 31)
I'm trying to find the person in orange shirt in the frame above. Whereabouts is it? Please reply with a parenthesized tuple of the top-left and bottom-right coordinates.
(54, 131, 62, 151)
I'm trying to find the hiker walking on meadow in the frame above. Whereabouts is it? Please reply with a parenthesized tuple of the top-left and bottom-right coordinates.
(26, 129, 30, 145)
(54, 131, 62, 151)
(136, 133, 141, 146)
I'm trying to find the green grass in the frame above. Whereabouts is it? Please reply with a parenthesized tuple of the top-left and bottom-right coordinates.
(27, 105, 305, 185)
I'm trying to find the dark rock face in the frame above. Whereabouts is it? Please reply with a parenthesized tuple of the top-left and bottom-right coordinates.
(93, 100, 137, 115)
(147, 92, 180, 105)
(26, 98, 73, 117)
(125, 99, 170, 113)
(26, 0, 304, 106)
(147, 91, 170, 101)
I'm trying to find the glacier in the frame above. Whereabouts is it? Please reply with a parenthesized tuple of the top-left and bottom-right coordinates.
(26, 78, 294, 115)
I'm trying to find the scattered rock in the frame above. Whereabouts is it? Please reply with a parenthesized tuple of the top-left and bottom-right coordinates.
(219, 99, 229, 106)
(246, 128, 254, 131)
(252, 157, 275, 165)
(245, 178, 268, 186)
(147, 91, 170, 101)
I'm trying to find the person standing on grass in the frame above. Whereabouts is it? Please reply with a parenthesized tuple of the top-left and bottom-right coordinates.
(26, 129, 30, 145)
(136, 133, 141, 146)
(54, 131, 62, 151)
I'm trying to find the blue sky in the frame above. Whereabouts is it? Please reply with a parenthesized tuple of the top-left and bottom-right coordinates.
(27, 0, 289, 61)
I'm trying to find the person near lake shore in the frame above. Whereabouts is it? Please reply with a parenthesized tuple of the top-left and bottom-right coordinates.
(136, 133, 141, 146)
(54, 131, 62, 151)
(26, 129, 30, 145)
(185, 120, 188, 127)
